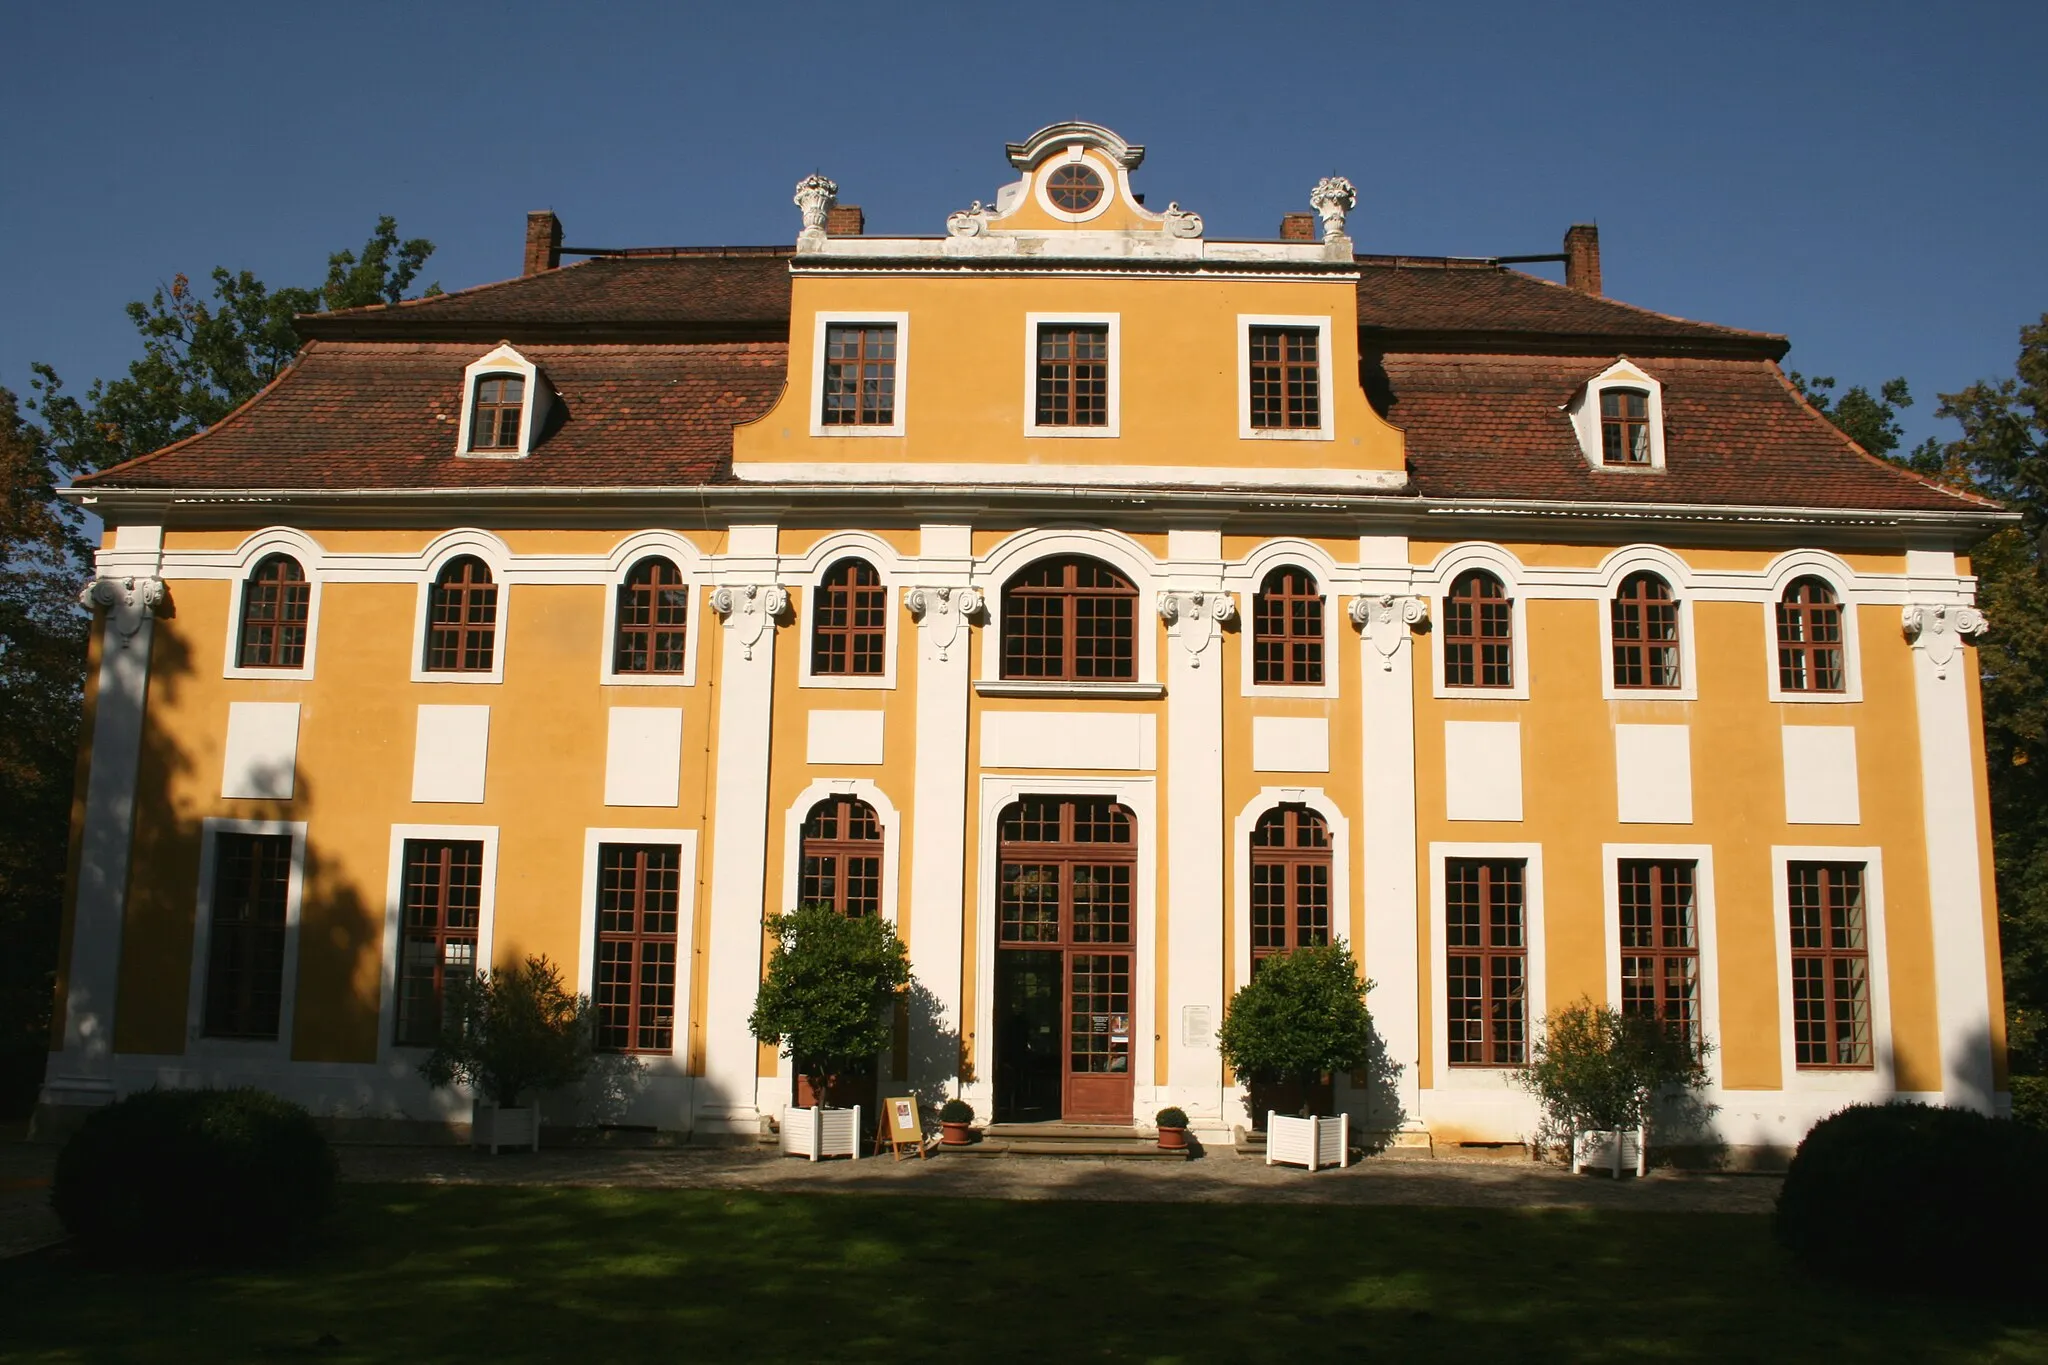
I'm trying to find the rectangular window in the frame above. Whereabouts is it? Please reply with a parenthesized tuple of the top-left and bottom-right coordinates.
(1618, 859, 1700, 1052)
(594, 844, 682, 1054)
(202, 832, 294, 1039)
(1445, 858, 1527, 1066)
(820, 324, 896, 427)
(1248, 326, 1321, 430)
(1789, 861, 1872, 1069)
(1035, 324, 1110, 427)
(395, 839, 484, 1046)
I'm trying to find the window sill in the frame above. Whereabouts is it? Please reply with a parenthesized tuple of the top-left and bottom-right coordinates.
(974, 680, 1164, 700)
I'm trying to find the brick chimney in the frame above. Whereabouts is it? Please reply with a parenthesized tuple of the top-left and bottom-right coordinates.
(1280, 212, 1315, 242)
(524, 210, 563, 276)
(1564, 223, 1601, 295)
(826, 204, 865, 237)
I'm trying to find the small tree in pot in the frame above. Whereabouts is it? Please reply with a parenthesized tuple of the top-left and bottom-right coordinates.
(939, 1098, 976, 1146)
(749, 904, 911, 1159)
(1518, 998, 1711, 1176)
(1216, 942, 1372, 1169)
(420, 955, 595, 1153)
(1154, 1106, 1191, 1152)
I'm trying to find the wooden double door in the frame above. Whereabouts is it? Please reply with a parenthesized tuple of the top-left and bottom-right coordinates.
(992, 798, 1136, 1125)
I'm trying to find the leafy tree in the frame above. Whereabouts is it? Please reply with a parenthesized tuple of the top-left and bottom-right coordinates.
(1214, 941, 1374, 1116)
(1517, 999, 1709, 1136)
(748, 905, 911, 1108)
(418, 955, 594, 1109)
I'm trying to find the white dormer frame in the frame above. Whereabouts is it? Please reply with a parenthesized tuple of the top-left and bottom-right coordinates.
(456, 343, 552, 459)
(1566, 359, 1666, 472)
(1031, 143, 1120, 225)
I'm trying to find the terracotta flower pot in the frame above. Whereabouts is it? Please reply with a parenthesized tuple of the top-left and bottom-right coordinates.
(941, 1121, 974, 1146)
(1157, 1124, 1189, 1151)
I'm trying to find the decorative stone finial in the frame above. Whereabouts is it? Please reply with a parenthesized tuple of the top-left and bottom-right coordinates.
(1309, 176, 1358, 241)
(1161, 202, 1204, 239)
(946, 201, 992, 238)
(794, 174, 838, 248)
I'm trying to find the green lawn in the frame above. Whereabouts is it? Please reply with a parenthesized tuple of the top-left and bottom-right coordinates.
(4, 1184, 2043, 1363)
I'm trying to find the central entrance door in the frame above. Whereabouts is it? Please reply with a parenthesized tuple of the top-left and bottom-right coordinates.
(993, 797, 1136, 1124)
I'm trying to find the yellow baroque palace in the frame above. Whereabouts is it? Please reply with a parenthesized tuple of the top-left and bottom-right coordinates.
(43, 124, 2012, 1152)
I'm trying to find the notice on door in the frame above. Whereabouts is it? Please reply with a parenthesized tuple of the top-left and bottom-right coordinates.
(1182, 1004, 1213, 1048)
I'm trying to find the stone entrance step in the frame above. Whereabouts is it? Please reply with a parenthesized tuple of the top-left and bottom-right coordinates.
(937, 1122, 1187, 1161)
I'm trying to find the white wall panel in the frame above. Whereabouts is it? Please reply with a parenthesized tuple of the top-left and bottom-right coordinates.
(806, 710, 885, 766)
(605, 707, 684, 807)
(1615, 724, 1692, 824)
(1783, 726, 1860, 825)
(980, 711, 1156, 771)
(412, 705, 490, 804)
(1251, 716, 1330, 773)
(221, 702, 300, 800)
(1444, 720, 1522, 822)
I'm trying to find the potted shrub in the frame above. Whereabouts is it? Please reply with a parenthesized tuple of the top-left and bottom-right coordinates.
(1155, 1105, 1191, 1152)
(1215, 941, 1373, 1170)
(419, 955, 595, 1154)
(1518, 998, 1711, 1177)
(749, 903, 911, 1161)
(939, 1098, 976, 1146)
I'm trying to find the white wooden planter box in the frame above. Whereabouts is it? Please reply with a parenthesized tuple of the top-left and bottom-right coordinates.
(1265, 1112, 1350, 1171)
(473, 1102, 540, 1154)
(1572, 1127, 1646, 1177)
(781, 1105, 864, 1162)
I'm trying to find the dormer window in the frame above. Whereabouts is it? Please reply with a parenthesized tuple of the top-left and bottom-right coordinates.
(469, 375, 525, 452)
(1047, 162, 1104, 212)
(1601, 388, 1651, 465)
(1568, 360, 1665, 472)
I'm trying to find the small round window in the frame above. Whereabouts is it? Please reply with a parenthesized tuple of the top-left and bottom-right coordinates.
(1047, 163, 1105, 213)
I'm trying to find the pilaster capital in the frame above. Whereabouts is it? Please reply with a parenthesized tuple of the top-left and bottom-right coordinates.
(1157, 589, 1235, 668)
(1902, 601, 1988, 679)
(904, 585, 982, 662)
(710, 583, 787, 659)
(78, 575, 169, 650)
(1350, 593, 1427, 670)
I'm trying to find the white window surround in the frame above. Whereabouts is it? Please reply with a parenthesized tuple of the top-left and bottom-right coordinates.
(183, 818, 308, 1058)
(599, 532, 705, 688)
(220, 529, 325, 682)
(410, 532, 513, 686)
(1425, 544, 1531, 701)
(575, 827, 699, 1071)
(1601, 844, 1722, 1088)
(794, 535, 900, 690)
(1031, 145, 1119, 225)
(1236, 315, 1335, 442)
(1762, 552, 1864, 704)
(974, 528, 1161, 688)
(1596, 547, 1697, 701)
(376, 824, 499, 1060)
(808, 312, 909, 438)
(1565, 358, 1666, 473)
(1230, 788, 1353, 993)
(1770, 846, 1895, 1097)
(1233, 542, 1343, 700)
(1023, 312, 1120, 438)
(779, 778, 904, 923)
(454, 343, 553, 460)
(1427, 842, 1546, 1091)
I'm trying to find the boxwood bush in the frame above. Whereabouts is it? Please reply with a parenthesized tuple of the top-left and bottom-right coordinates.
(1774, 1102, 2048, 1294)
(52, 1087, 338, 1262)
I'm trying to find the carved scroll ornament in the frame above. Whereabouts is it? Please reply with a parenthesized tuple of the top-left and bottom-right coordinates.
(1349, 593, 1427, 670)
(904, 585, 982, 662)
(1158, 590, 1236, 668)
(1902, 602, 1988, 680)
(79, 575, 169, 650)
(710, 584, 788, 660)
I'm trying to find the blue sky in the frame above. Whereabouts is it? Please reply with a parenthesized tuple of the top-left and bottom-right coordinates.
(6, 0, 2044, 453)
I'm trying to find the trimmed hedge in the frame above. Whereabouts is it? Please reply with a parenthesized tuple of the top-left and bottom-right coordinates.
(1774, 1102, 2048, 1295)
(52, 1087, 338, 1262)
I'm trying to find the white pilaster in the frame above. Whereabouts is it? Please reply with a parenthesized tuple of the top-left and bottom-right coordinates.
(43, 560, 169, 1108)
(700, 555, 787, 1136)
(904, 524, 978, 1096)
(1902, 593, 1996, 1112)
(1354, 533, 1426, 1133)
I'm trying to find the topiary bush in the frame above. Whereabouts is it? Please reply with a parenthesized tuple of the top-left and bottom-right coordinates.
(939, 1098, 974, 1125)
(749, 904, 912, 1109)
(1215, 940, 1373, 1117)
(1774, 1102, 2048, 1295)
(52, 1087, 337, 1263)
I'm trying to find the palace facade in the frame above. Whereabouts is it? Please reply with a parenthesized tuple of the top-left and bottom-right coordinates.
(43, 124, 2012, 1150)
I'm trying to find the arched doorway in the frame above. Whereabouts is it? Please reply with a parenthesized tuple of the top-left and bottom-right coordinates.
(993, 796, 1136, 1123)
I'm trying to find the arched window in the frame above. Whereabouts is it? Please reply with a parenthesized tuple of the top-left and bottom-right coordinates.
(1253, 567, 1324, 686)
(613, 557, 689, 675)
(1777, 576, 1845, 693)
(811, 558, 888, 676)
(799, 795, 883, 918)
(1443, 570, 1512, 688)
(1250, 805, 1331, 973)
(469, 374, 525, 452)
(237, 553, 310, 669)
(425, 556, 498, 673)
(1611, 571, 1680, 689)
(1000, 555, 1138, 681)
(1601, 388, 1651, 465)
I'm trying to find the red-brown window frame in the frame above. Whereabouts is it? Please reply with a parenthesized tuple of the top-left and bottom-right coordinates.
(237, 553, 311, 669)
(800, 795, 884, 918)
(1611, 571, 1681, 689)
(1600, 387, 1651, 465)
(202, 830, 294, 1040)
(997, 797, 1136, 947)
(1443, 570, 1514, 689)
(469, 373, 525, 452)
(1249, 805, 1331, 971)
(612, 556, 689, 675)
(1777, 576, 1846, 693)
(1788, 861, 1873, 1070)
(820, 324, 897, 427)
(593, 843, 682, 1055)
(999, 555, 1139, 682)
(425, 556, 498, 673)
(810, 558, 889, 677)
(1253, 566, 1325, 686)
(1248, 325, 1321, 430)
(1445, 857, 1528, 1066)
(394, 839, 484, 1047)
(1045, 163, 1105, 213)
(1617, 859, 1701, 1053)
(1034, 324, 1110, 427)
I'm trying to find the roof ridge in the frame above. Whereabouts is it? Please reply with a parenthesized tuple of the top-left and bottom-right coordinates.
(1763, 360, 1997, 509)
(71, 343, 319, 487)
(299, 260, 610, 322)
(1494, 266, 1782, 342)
